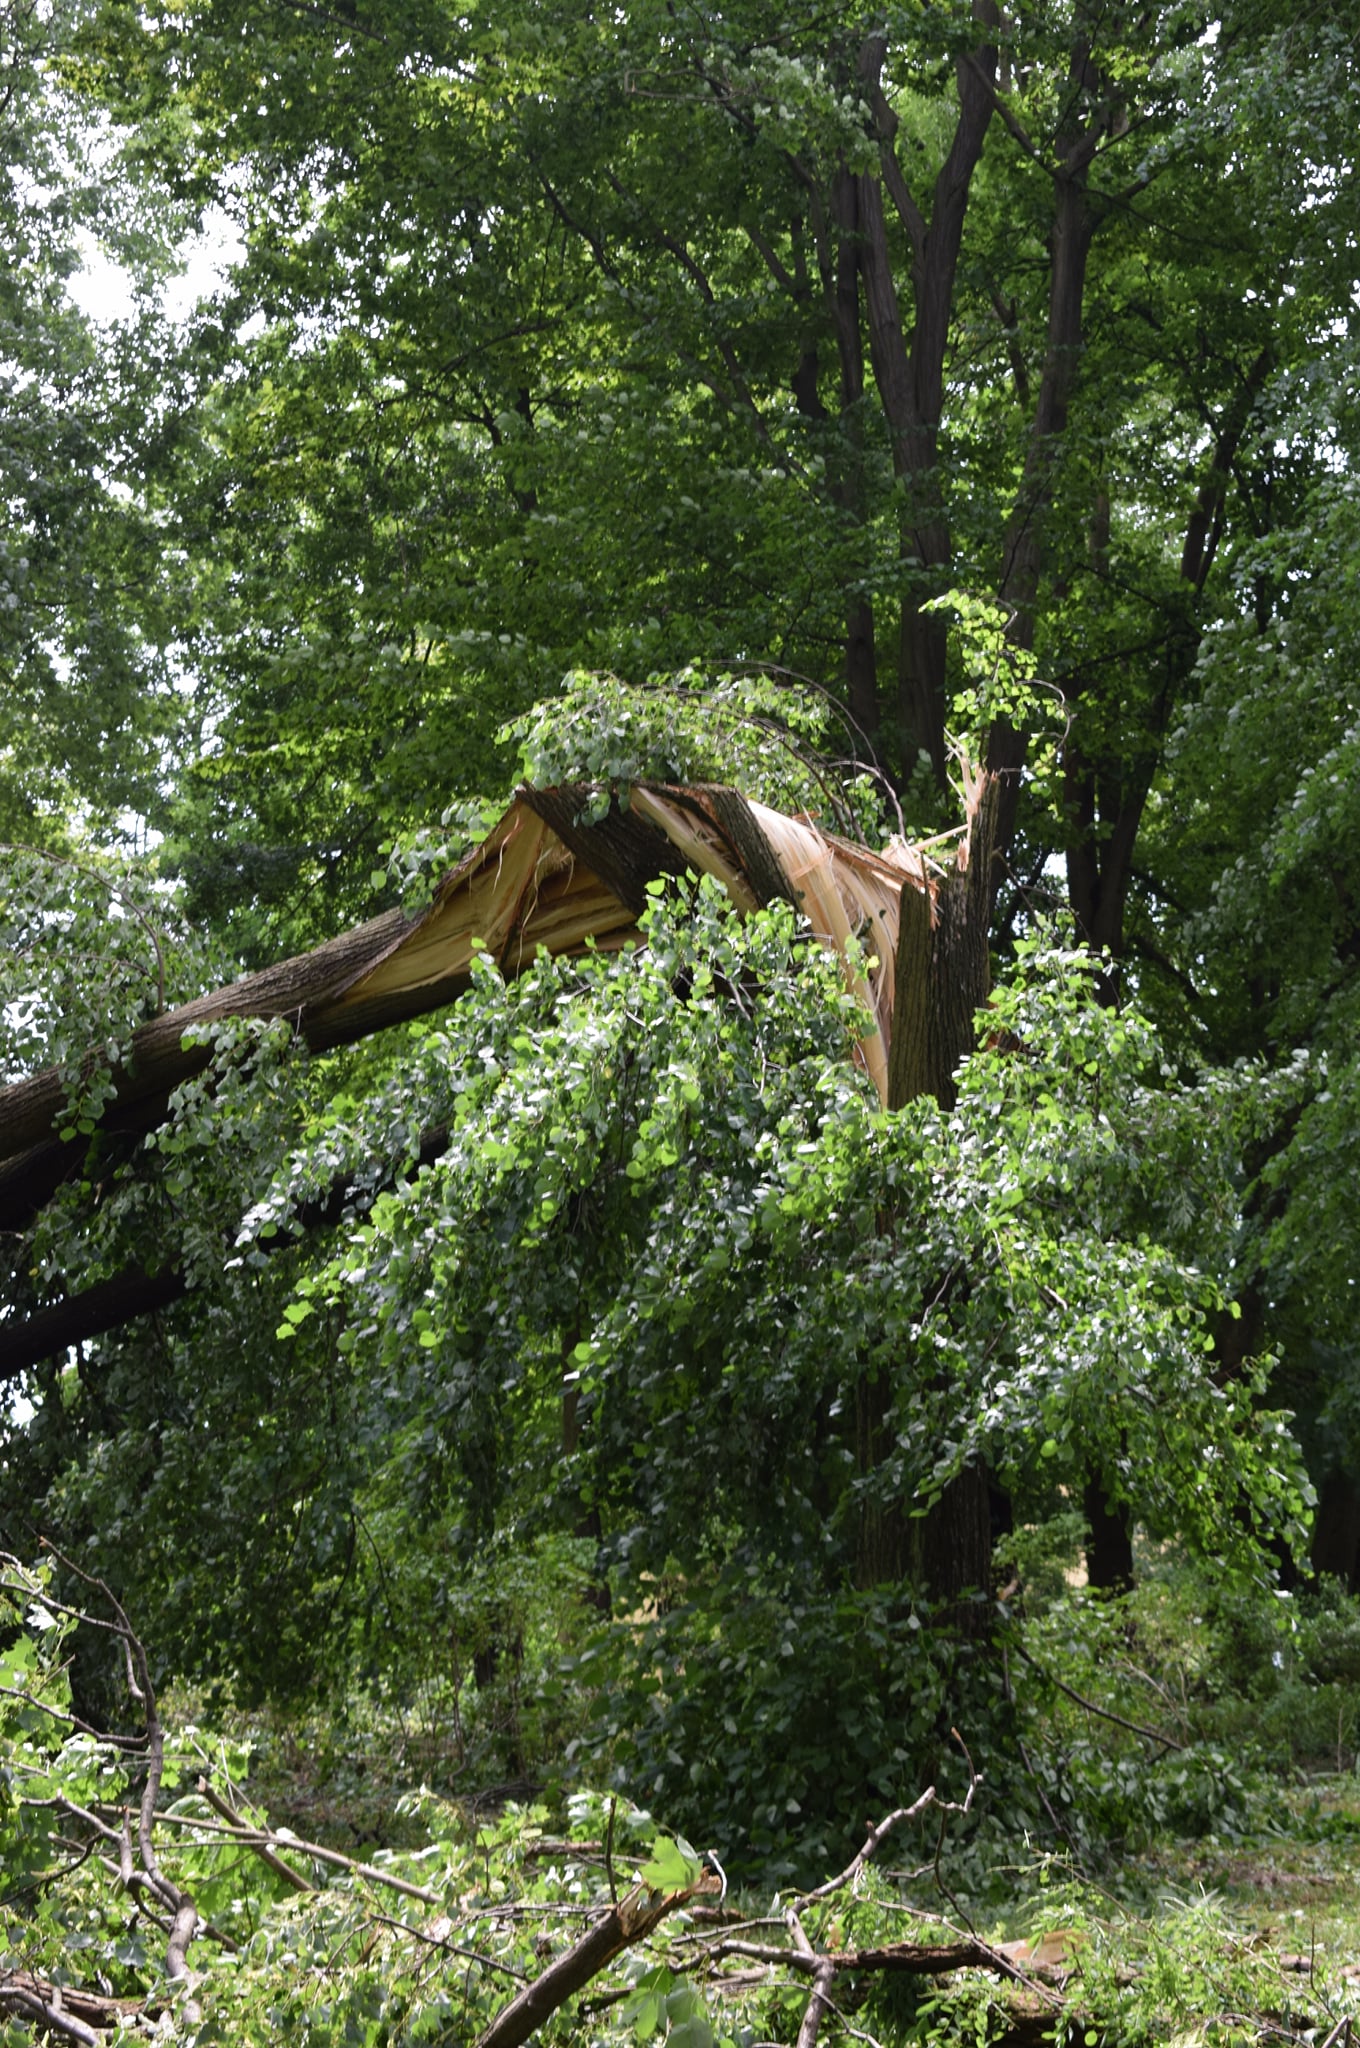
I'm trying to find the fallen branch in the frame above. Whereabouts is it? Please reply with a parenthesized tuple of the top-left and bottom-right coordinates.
(0, 1977, 115, 2045)
(798, 1772, 975, 1906)
(151, 1806, 443, 1905)
(5, 1550, 205, 2024)
(475, 1870, 720, 2048)
(709, 1934, 1073, 1980)
(195, 1776, 317, 1895)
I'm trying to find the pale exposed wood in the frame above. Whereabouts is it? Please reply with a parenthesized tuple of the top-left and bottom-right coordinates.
(0, 782, 937, 1367)
(0, 783, 933, 1177)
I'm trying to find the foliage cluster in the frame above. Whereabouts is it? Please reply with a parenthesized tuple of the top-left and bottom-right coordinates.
(2, 0, 1360, 2029)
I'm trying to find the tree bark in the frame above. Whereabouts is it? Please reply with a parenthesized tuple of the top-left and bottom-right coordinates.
(1311, 1474, 1360, 1592)
(856, 768, 1003, 1602)
(850, 11, 999, 788)
(888, 767, 1000, 1114)
(1082, 1475, 1134, 1593)
(476, 1875, 715, 2048)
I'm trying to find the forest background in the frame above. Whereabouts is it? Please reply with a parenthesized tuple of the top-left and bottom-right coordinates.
(3, 0, 1360, 2041)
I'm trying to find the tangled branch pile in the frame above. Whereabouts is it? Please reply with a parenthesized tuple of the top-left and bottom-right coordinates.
(1, 1554, 1353, 2047)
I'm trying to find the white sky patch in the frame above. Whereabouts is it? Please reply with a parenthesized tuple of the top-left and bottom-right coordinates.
(67, 204, 246, 329)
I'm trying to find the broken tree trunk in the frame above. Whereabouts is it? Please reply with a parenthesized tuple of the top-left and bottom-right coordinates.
(1, 782, 928, 1365)
(857, 763, 1003, 1602)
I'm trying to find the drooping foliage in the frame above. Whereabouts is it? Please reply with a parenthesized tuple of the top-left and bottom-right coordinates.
(0, 0, 1358, 1888)
(5, 862, 1310, 1858)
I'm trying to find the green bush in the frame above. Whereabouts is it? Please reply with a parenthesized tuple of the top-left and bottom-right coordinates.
(566, 1563, 1006, 1883)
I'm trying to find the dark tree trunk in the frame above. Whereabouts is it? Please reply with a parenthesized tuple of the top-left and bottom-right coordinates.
(823, 171, 881, 751)
(1311, 1474, 1360, 1592)
(1082, 1476, 1134, 1593)
(848, 13, 998, 789)
(914, 1462, 996, 1607)
(889, 766, 999, 1113)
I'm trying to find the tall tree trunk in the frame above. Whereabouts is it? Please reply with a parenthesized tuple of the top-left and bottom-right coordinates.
(850, 9, 998, 786)
(1082, 1476, 1134, 1593)
(822, 172, 881, 750)
(1311, 1474, 1360, 1592)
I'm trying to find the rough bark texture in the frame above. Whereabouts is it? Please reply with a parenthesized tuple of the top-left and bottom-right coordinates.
(0, 903, 415, 1169)
(1082, 1475, 1134, 1594)
(888, 770, 1000, 1113)
(851, 9, 999, 787)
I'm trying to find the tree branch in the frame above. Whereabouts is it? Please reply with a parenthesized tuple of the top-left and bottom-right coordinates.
(1010, 1640, 1185, 1752)
(475, 1871, 719, 2048)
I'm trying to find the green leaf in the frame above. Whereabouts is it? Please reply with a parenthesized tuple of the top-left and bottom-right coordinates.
(639, 1834, 702, 1893)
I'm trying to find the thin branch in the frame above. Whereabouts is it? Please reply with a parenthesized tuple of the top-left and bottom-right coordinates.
(1011, 1639, 1185, 1752)
(196, 1776, 316, 1895)
(744, 221, 796, 295)
(268, 0, 388, 44)
(798, 1783, 958, 1904)
(150, 1808, 445, 1905)
(962, 55, 1046, 166)
(797, 1958, 837, 2048)
(371, 1909, 528, 1984)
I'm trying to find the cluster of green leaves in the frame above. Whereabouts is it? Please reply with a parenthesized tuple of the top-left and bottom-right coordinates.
(100, 886, 1283, 1863)
(502, 667, 888, 838)
(0, 0, 197, 845)
(0, 846, 182, 1088)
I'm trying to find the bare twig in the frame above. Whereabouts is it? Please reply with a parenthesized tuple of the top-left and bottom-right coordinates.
(371, 1910, 528, 1984)
(800, 1759, 979, 1906)
(25, 1546, 202, 2015)
(604, 1795, 619, 1909)
(151, 1807, 444, 1905)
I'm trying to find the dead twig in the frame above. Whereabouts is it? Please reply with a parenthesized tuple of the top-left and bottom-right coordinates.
(798, 1763, 979, 1907)
(14, 1547, 204, 2021)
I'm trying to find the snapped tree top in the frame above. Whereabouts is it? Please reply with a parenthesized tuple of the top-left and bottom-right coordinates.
(0, 775, 998, 1370)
